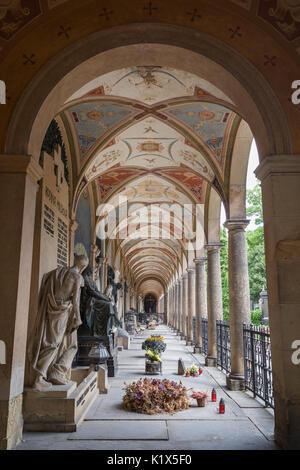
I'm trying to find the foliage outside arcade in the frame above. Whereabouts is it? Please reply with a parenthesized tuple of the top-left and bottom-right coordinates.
(221, 184, 266, 325)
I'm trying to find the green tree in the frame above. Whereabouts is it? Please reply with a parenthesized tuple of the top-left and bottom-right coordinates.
(246, 185, 266, 305)
(220, 227, 229, 321)
(246, 184, 263, 225)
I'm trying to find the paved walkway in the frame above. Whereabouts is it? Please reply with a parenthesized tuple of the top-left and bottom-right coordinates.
(17, 325, 277, 450)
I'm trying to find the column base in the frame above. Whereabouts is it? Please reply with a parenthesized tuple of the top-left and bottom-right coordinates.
(0, 394, 23, 450)
(226, 374, 245, 391)
(194, 346, 201, 354)
(205, 356, 217, 367)
(186, 340, 193, 346)
(180, 334, 186, 341)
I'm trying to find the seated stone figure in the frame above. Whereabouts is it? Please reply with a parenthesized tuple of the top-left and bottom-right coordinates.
(80, 265, 119, 337)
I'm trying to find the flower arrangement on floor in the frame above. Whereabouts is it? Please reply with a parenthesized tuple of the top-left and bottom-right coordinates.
(135, 325, 145, 335)
(147, 321, 158, 329)
(145, 349, 162, 362)
(123, 378, 190, 414)
(190, 390, 209, 407)
(185, 364, 203, 377)
(142, 336, 167, 353)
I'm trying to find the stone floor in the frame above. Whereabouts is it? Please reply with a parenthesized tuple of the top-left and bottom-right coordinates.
(17, 325, 277, 450)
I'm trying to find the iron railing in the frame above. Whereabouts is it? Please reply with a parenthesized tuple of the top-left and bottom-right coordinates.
(200, 318, 274, 408)
(201, 317, 208, 355)
(216, 320, 231, 374)
(243, 323, 274, 408)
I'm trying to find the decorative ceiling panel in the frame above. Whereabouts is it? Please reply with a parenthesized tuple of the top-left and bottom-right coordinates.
(67, 66, 234, 105)
(164, 102, 233, 161)
(85, 117, 215, 182)
(66, 101, 134, 159)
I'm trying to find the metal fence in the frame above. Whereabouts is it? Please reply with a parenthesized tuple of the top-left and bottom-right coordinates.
(243, 323, 274, 408)
(200, 318, 274, 408)
(216, 320, 231, 374)
(201, 317, 208, 355)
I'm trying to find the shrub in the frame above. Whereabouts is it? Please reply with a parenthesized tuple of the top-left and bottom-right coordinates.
(251, 309, 262, 326)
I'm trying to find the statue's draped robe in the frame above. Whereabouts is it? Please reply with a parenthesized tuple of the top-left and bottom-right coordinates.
(28, 267, 81, 382)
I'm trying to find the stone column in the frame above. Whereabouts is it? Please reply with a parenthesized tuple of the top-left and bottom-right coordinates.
(186, 268, 195, 345)
(205, 244, 223, 366)
(125, 285, 130, 312)
(173, 282, 177, 331)
(182, 273, 188, 340)
(171, 284, 175, 328)
(164, 292, 168, 324)
(168, 287, 171, 326)
(255, 155, 300, 449)
(0, 155, 43, 450)
(194, 258, 208, 353)
(177, 279, 182, 334)
(224, 220, 251, 390)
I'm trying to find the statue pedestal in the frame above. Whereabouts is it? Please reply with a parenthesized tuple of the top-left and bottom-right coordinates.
(75, 332, 118, 377)
(23, 370, 98, 432)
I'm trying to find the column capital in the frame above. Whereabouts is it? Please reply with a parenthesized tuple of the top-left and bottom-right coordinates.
(255, 154, 300, 182)
(224, 219, 250, 231)
(193, 257, 207, 264)
(205, 243, 222, 252)
(0, 154, 43, 185)
(186, 267, 195, 273)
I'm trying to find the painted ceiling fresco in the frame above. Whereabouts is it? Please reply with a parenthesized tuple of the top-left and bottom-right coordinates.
(95, 168, 144, 201)
(64, 67, 242, 292)
(66, 101, 134, 159)
(157, 169, 207, 203)
(85, 117, 215, 182)
(164, 102, 233, 161)
(67, 67, 234, 105)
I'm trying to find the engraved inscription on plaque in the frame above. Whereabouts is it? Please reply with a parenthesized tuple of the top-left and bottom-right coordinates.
(44, 204, 55, 238)
(57, 217, 68, 267)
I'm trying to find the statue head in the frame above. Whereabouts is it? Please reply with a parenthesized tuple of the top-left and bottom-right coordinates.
(74, 254, 89, 273)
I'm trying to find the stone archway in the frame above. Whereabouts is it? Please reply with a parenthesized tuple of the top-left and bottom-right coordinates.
(1, 22, 300, 450)
(5, 23, 291, 160)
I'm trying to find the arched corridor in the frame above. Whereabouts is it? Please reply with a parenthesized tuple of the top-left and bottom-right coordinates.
(17, 325, 276, 451)
(1, 1, 300, 451)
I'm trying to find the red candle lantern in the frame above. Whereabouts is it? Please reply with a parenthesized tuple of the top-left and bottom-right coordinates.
(219, 398, 225, 414)
(211, 388, 217, 402)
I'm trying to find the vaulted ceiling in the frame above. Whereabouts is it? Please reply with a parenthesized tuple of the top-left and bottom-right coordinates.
(52, 65, 249, 298)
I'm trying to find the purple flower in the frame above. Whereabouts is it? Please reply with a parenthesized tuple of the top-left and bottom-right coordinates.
(172, 392, 177, 398)
(158, 385, 166, 390)
(152, 379, 159, 385)
(171, 381, 177, 387)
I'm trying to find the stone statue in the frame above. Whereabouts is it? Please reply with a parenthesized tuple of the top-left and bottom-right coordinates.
(105, 266, 129, 339)
(103, 283, 122, 331)
(80, 265, 118, 337)
(28, 254, 89, 391)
